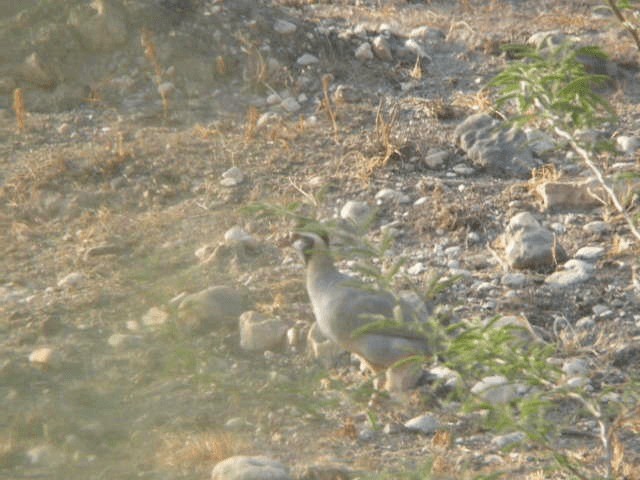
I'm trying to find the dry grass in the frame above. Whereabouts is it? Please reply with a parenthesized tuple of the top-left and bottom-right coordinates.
(12, 88, 26, 133)
(244, 106, 259, 141)
(321, 74, 338, 141)
(141, 28, 169, 117)
(155, 431, 244, 471)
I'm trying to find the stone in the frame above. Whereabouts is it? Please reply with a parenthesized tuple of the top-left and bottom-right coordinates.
(273, 19, 296, 35)
(574, 246, 605, 261)
(224, 226, 256, 248)
(280, 97, 301, 113)
(83, 244, 123, 260)
(409, 26, 445, 41)
(355, 42, 374, 61)
(239, 311, 287, 351)
(57, 272, 85, 288)
(527, 30, 566, 49)
(307, 322, 346, 368)
(583, 221, 610, 235)
(426, 365, 461, 389)
(471, 375, 521, 404)
(141, 306, 169, 326)
(372, 36, 393, 61)
(385, 360, 423, 392)
(562, 358, 589, 377)
(536, 179, 602, 211)
(404, 413, 439, 434)
(178, 286, 250, 332)
(107, 333, 142, 348)
(491, 431, 525, 449)
(545, 259, 594, 288)
(220, 167, 244, 187)
(211, 455, 292, 480)
(375, 188, 410, 204)
(524, 128, 555, 156)
(423, 150, 449, 169)
(297, 53, 319, 66)
(340, 200, 372, 226)
(616, 135, 640, 154)
(500, 272, 528, 288)
(407, 262, 426, 275)
(29, 347, 54, 366)
(454, 113, 539, 178)
(157, 82, 174, 98)
(504, 212, 567, 270)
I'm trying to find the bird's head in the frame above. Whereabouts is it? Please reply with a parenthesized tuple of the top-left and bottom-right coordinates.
(291, 230, 330, 265)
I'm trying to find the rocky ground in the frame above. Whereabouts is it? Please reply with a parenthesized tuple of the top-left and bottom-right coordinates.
(1, 1, 640, 479)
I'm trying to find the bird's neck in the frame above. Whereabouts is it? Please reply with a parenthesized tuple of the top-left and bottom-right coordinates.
(307, 252, 340, 291)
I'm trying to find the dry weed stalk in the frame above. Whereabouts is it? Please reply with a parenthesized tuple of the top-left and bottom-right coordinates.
(12, 88, 26, 133)
(375, 99, 400, 167)
(244, 106, 259, 141)
(321, 74, 338, 141)
(215, 55, 227, 76)
(410, 55, 422, 80)
(237, 34, 267, 86)
(140, 29, 170, 117)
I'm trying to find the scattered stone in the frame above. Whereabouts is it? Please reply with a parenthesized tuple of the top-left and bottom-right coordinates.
(524, 128, 555, 156)
(107, 333, 142, 348)
(562, 358, 589, 377)
(375, 188, 410, 204)
(307, 322, 346, 368)
(471, 375, 521, 404)
(426, 365, 460, 389)
(423, 150, 449, 169)
(404, 39, 430, 59)
(355, 42, 374, 61)
(501, 272, 528, 288)
(504, 212, 567, 271)
(29, 347, 54, 366)
(372, 36, 393, 61)
(485, 315, 537, 342)
(83, 244, 123, 260)
(211, 455, 292, 480)
(273, 19, 297, 35)
(281, 97, 301, 113)
(57, 272, 85, 288)
(224, 226, 256, 248)
(239, 311, 287, 351)
(545, 259, 594, 288)
(141, 306, 169, 327)
(566, 376, 590, 388)
(266, 93, 281, 105)
(536, 179, 602, 211)
(454, 113, 539, 178)
(385, 360, 423, 392)
(178, 286, 250, 332)
(574, 246, 605, 261)
(491, 431, 525, 449)
(340, 200, 372, 226)
(404, 413, 439, 434)
(220, 167, 244, 187)
(592, 304, 613, 318)
(26, 444, 64, 467)
(383, 423, 404, 434)
(224, 417, 251, 431)
(297, 53, 319, 66)
(616, 135, 640, 154)
(583, 221, 610, 235)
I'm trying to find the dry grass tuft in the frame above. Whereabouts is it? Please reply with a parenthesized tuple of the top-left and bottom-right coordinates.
(12, 88, 26, 133)
(140, 28, 170, 117)
(321, 74, 338, 141)
(244, 106, 259, 141)
(156, 431, 244, 471)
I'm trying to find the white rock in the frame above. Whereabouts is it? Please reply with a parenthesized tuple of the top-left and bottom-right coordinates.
(452, 164, 475, 175)
(491, 431, 525, 449)
(524, 128, 555, 155)
(372, 36, 393, 61)
(157, 81, 175, 98)
(220, 166, 244, 186)
(583, 221, 610, 235)
(424, 150, 449, 169)
(224, 225, 254, 246)
(355, 42, 374, 61)
(562, 358, 589, 377)
(57, 272, 85, 288)
(239, 311, 287, 351)
(141, 306, 169, 326)
(404, 413, 439, 434)
(273, 19, 297, 35)
(107, 333, 142, 348)
(29, 347, 54, 365)
(375, 188, 410, 204)
(566, 376, 590, 389)
(266, 93, 282, 105)
(501, 272, 528, 288)
(404, 38, 428, 58)
(407, 262, 426, 275)
(340, 200, 372, 226)
(471, 375, 520, 404)
(545, 259, 594, 288)
(297, 53, 319, 66)
(257, 112, 281, 129)
(211, 455, 292, 480)
(616, 135, 640, 154)
(280, 97, 301, 113)
(574, 246, 605, 261)
(427, 365, 460, 389)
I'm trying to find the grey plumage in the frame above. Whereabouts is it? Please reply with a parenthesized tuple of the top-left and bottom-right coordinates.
(294, 231, 430, 371)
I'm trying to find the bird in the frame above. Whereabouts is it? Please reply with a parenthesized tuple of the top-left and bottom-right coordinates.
(293, 231, 431, 373)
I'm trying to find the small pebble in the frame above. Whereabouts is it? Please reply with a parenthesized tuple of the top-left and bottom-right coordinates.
(29, 347, 54, 365)
(297, 53, 319, 66)
(57, 272, 85, 288)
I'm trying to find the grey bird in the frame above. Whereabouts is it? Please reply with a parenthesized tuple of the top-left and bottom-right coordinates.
(293, 231, 431, 372)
